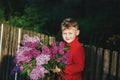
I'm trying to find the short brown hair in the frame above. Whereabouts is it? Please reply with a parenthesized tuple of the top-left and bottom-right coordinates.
(61, 18, 79, 30)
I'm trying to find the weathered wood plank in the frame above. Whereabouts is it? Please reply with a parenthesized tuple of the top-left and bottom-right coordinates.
(1, 24, 11, 80)
(110, 51, 118, 80)
(89, 46, 97, 80)
(83, 45, 91, 80)
(102, 49, 110, 80)
(118, 52, 120, 80)
(95, 48, 103, 80)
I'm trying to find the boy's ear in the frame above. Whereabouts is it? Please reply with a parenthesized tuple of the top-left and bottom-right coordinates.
(76, 30, 80, 36)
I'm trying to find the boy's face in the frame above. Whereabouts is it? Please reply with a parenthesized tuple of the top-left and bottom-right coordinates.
(62, 27, 79, 43)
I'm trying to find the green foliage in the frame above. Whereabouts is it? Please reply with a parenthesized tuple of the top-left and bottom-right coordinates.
(63, 45, 70, 51)
(0, 9, 5, 23)
(57, 62, 65, 69)
(8, 6, 49, 33)
(43, 58, 56, 70)
(55, 54, 62, 59)
(20, 59, 36, 76)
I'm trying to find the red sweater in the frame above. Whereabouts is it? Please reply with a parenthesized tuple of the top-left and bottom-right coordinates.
(59, 37, 85, 80)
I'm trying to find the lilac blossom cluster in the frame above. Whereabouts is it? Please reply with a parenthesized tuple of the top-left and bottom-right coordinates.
(12, 34, 69, 80)
(21, 34, 40, 48)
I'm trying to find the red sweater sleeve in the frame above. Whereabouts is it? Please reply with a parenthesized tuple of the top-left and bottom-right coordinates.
(64, 45, 85, 75)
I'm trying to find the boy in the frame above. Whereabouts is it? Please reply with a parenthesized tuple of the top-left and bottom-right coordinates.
(53, 18, 85, 80)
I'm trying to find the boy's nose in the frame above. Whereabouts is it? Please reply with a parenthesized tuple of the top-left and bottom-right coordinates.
(66, 35, 70, 39)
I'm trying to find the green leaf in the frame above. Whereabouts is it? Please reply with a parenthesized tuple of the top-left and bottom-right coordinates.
(48, 59, 56, 69)
(20, 62, 27, 68)
(30, 59, 36, 66)
(64, 46, 70, 51)
(27, 69, 31, 76)
(20, 68, 27, 75)
(49, 58, 56, 64)
(52, 63, 56, 69)
(36, 45, 43, 50)
(29, 66, 34, 72)
(57, 62, 65, 69)
(55, 53, 62, 59)
(42, 64, 51, 70)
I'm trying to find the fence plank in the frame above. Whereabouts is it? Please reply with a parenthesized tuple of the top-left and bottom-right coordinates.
(0, 24, 3, 62)
(102, 49, 110, 80)
(0, 24, 1, 60)
(95, 48, 103, 80)
(1, 24, 11, 80)
(83, 45, 91, 80)
(6, 25, 12, 80)
(110, 51, 118, 80)
(0, 24, 3, 79)
(40, 33, 45, 44)
(44, 35, 49, 45)
(118, 52, 120, 80)
(49, 36, 55, 45)
(89, 46, 97, 80)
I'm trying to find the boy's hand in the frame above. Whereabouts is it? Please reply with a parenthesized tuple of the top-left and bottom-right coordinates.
(51, 66, 61, 73)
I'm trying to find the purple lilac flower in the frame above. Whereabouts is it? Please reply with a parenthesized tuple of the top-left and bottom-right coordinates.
(30, 66, 49, 80)
(16, 46, 32, 55)
(15, 47, 32, 63)
(51, 43, 58, 58)
(41, 46, 51, 55)
(23, 42, 40, 48)
(23, 34, 40, 43)
(19, 65, 24, 71)
(30, 48, 41, 58)
(58, 42, 65, 55)
(58, 49, 64, 55)
(56, 51, 70, 65)
(11, 65, 20, 74)
(21, 34, 40, 47)
(36, 54, 50, 66)
(16, 51, 31, 63)
(62, 51, 69, 59)
(58, 42, 65, 48)
(11, 64, 24, 74)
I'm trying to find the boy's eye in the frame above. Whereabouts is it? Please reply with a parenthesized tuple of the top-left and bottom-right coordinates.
(63, 33, 67, 35)
(69, 33, 72, 34)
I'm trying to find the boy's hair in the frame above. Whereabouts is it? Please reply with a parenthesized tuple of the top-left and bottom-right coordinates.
(61, 18, 79, 30)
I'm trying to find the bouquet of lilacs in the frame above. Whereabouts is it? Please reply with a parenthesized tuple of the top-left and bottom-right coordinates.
(12, 34, 70, 80)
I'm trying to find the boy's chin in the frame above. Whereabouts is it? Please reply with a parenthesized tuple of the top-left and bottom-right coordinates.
(65, 40, 74, 43)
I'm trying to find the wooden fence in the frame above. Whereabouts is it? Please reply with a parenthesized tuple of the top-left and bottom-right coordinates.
(83, 45, 120, 80)
(0, 24, 120, 80)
